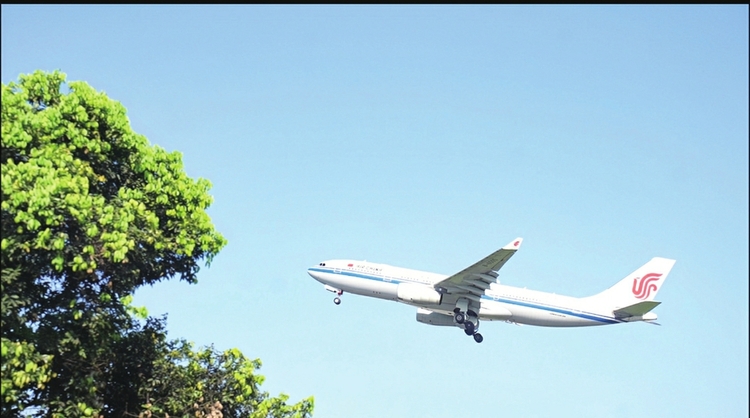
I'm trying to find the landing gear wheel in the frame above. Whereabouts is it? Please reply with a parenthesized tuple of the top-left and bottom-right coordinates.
(333, 297, 341, 305)
(464, 328, 474, 336)
(473, 333, 483, 343)
(464, 320, 475, 334)
(454, 312, 465, 324)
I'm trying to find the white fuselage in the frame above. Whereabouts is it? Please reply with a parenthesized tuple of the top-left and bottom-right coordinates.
(308, 259, 625, 327)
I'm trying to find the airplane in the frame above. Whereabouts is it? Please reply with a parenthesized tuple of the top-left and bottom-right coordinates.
(307, 238, 676, 343)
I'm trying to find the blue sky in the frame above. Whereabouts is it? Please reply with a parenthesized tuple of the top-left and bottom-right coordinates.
(2, 5, 748, 418)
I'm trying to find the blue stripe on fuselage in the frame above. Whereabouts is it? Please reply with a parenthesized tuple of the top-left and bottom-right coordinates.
(308, 267, 621, 324)
(308, 267, 405, 284)
(480, 295, 620, 324)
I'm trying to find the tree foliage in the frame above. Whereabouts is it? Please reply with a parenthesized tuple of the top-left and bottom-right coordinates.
(1, 71, 313, 417)
(134, 331, 313, 418)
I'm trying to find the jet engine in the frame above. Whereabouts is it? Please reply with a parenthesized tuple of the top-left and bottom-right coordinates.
(397, 283, 442, 305)
(416, 308, 455, 326)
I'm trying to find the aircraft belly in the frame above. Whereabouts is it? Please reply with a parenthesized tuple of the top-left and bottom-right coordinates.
(478, 301, 513, 320)
(502, 303, 607, 327)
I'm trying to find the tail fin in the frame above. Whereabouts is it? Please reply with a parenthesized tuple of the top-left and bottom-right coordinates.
(588, 257, 676, 308)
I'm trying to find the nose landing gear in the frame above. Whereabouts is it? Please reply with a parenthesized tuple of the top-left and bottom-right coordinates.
(324, 285, 344, 305)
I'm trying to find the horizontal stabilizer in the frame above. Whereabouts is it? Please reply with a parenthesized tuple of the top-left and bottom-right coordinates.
(613, 301, 661, 318)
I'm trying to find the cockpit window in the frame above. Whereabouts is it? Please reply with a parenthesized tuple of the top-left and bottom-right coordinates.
(319, 262, 326, 266)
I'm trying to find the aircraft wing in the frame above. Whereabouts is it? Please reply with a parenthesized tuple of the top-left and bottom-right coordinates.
(434, 238, 523, 301)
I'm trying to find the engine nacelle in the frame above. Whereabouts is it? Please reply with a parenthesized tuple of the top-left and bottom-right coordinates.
(416, 308, 455, 327)
(397, 283, 442, 305)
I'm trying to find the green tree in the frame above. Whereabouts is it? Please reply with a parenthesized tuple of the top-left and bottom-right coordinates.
(126, 323, 313, 418)
(1, 71, 313, 417)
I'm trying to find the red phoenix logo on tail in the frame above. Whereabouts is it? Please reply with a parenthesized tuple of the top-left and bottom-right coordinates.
(632, 273, 662, 299)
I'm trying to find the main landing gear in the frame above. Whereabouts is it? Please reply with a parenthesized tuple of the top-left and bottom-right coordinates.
(454, 308, 483, 343)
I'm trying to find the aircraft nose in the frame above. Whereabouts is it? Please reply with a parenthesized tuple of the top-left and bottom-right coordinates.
(308, 262, 332, 284)
(307, 266, 322, 282)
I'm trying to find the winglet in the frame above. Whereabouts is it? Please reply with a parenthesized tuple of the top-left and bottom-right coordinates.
(503, 237, 523, 250)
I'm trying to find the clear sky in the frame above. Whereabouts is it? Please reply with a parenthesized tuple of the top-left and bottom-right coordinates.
(2, 5, 748, 418)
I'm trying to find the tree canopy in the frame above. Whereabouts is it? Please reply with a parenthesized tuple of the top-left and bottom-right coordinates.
(1, 70, 313, 418)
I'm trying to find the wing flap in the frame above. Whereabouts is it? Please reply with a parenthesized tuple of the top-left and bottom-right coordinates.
(452, 284, 485, 297)
(464, 279, 492, 290)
